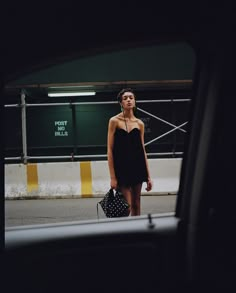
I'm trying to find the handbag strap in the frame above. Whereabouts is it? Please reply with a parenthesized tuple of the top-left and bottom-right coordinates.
(96, 202, 100, 220)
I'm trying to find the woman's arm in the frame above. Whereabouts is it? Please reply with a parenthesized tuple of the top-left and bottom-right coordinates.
(107, 117, 118, 189)
(139, 120, 153, 191)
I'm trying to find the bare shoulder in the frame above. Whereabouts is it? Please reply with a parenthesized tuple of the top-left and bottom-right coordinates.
(137, 118, 145, 128)
(109, 115, 119, 123)
(109, 115, 119, 128)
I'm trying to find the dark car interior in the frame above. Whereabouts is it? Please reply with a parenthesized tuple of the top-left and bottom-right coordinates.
(1, 4, 236, 292)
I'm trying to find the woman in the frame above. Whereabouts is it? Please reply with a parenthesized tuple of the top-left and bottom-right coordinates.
(107, 88, 153, 216)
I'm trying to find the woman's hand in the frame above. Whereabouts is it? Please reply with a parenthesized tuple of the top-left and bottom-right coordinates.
(110, 178, 118, 190)
(145, 178, 153, 192)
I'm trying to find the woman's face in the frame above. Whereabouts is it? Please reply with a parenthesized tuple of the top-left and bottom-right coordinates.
(121, 91, 136, 110)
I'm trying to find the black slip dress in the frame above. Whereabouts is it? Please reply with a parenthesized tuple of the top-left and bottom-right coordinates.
(113, 127, 148, 186)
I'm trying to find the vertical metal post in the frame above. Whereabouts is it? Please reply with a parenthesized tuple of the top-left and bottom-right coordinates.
(171, 99, 177, 156)
(21, 90, 28, 164)
(71, 102, 77, 157)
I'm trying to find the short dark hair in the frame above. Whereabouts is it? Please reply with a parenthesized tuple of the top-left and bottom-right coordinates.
(117, 88, 136, 103)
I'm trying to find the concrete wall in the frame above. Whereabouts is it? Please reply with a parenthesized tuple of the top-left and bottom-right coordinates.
(5, 158, 182, 199)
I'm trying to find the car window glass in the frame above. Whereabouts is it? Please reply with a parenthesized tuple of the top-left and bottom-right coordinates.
(4, 42, 195, 226)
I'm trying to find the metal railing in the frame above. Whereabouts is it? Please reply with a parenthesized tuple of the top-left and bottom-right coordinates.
(4, 91, 190, 163)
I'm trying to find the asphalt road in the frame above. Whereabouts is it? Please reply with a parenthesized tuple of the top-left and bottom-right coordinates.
(5, 195, 176, 227)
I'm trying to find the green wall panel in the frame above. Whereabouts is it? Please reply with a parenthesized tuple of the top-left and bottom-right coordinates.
(4, 108, 22, 157)
(27, 107, 74, 156)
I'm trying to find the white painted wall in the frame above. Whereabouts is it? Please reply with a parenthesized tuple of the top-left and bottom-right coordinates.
(5, 158, 182, 199)
(37, 162, 81, 197)
(5, 164, 27, 197)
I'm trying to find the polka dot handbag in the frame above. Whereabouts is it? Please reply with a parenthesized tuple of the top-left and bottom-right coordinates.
(97, 188, 130, 218)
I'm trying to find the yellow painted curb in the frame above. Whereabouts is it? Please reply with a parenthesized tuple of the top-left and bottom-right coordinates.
(80, 161, 92, 197)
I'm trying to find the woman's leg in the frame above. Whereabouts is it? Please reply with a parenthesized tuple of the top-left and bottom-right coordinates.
(119, 185, 132, 216)
(130, 183, 143, 216)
